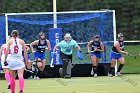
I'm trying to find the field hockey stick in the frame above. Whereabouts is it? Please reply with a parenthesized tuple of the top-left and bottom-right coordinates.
(50, 52, 55, 68)
(50, 57, 54, 68)
(31, 60, 42, 63)
(24, 69, 34, 74)
(128, 53, 136, 59)
(85, 50, 96, 54)
(27, 51, 32, 54)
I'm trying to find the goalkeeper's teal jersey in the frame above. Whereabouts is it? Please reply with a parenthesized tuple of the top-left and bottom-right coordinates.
(57, 39, 78, 55)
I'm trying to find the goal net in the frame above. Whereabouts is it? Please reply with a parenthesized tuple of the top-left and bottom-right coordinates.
(2, 10, 116, 65)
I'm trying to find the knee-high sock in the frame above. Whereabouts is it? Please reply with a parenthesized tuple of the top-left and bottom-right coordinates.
(117, 64, 124, 72)
(10, 77, 15, 93)
(19, 76, 24, 91)
(93, 66, 97, 74)
(5, 72, 11, 85)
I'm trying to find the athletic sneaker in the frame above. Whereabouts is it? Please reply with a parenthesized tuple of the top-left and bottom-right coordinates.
(116, 72, 121, 76)
(32, 62, 36, 71)
(34, 76, 40, 80)
(19, 90, 23, 93)
(7, 84, 10, 89)
(64, 76, 71, 79)
(27, 76, 33, 79)
(93, 73, 97, 78)
(91, 68, 94, 76)
(59, 68, 63, 78)
(108, 73, 113, 77)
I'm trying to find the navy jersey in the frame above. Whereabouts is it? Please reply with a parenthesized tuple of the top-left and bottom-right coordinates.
(36, 40, 47, 53)
(112, 41, 124, 53)
(91, 41, 101, 53)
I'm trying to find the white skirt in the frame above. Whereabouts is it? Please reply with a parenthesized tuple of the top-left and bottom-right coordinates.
(1, 60, 9, 69)
(7, 59, 25, 70)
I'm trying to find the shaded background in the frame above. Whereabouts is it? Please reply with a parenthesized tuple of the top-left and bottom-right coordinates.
(0, 0, 140, 40)
(0, 0, 140, 73)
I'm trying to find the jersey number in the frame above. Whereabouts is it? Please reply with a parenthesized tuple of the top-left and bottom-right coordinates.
(14, 46, 19, 54)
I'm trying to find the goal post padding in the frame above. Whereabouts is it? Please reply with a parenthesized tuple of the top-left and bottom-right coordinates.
(49, 28, 62, 65)
(4, 11, 115, 65)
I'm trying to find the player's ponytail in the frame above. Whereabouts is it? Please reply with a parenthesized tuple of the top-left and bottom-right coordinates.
(11, 30, 19, 48)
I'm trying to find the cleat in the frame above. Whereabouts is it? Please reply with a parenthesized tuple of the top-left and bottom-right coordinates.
(27, 76, 33, 79)
(7, 84, 10, 89)
(19, 90, 23, 93)
(91, 68, 94, 76)
(108, 73, 113, 77)
(94, 74, 97, 78)
(116, 72, 121, 76)
(34, 76, 40, 80)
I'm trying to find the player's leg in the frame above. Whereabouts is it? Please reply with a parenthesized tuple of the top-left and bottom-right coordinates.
(60, 52, 72, 78)
(66, 55, 72, 78)
(94, 57, 99, 78)
(17, 68, 24, 93)
(108, 58, 116, 77)
(33, 52, 42, 79)
(90, 55, 98, 77)
(1, 60, 11, 89)
(3, 68, 11, 89)
(33, 58, 42, 80)
(116, 57, 125, 76)
(9, 70, 16, 93)
(26, 59, 34, 78)
(35, 52, 46, 79)
(39, 60, 46, 71)
(36, 59, 46, 79)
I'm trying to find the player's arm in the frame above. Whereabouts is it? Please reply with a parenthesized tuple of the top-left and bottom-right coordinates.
(74, 41, 81, 51)
(22, 40, 28, 66)
(46, 40, 51, 51)
(77, 45, 81, 51)
(53, 45, 59, 52)
(4, 41, 10, 63)
(30, 40, 38, 53)
(0, 47, 2, 62)
(87, 40, 93, 53)
(53, 41, 63, 52)
(96, 42, 104, 52)
(0, 45, 4, 60)
(115, 42, 128, 54)
(26, 46, 30, 51)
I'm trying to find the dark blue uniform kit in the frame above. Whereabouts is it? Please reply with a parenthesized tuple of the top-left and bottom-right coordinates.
(90, 41, 102, 58)
(34, 40, 47, 60)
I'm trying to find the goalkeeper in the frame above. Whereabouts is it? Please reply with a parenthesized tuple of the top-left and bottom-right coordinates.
(53, 33, 82, 79)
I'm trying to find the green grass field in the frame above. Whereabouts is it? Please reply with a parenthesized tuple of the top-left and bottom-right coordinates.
(45, 45, 140, 73)
(0, 74, 140, 93)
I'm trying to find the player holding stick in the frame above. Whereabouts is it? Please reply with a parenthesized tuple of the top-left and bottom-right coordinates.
(30, 32, 51, 80)
(53, 33, 82, 79)
(87, 35, 104, 78)
(4, 30, 28, 93)
(108, 33, 128, 77)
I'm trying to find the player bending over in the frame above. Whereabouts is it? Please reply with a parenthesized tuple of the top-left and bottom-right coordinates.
(0, 36, 11, 89)
(4, 30, 28, 93)
(108, 33, 128, 77)
(30, 32, 51, 80)
(87, 35, 104, 78)
(53, 33, 81, 79)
